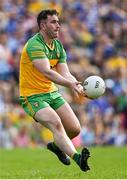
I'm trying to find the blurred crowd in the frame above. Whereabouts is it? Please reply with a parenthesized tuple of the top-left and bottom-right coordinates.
(0, 0, 127, 149)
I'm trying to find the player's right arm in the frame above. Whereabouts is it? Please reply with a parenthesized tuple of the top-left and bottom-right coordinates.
(26, 40, 80, 97)
(33, 58, 80, 97)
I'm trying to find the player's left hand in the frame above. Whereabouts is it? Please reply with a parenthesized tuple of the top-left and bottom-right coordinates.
(77, 84, 93, 100)
(77, 84, 86, 96)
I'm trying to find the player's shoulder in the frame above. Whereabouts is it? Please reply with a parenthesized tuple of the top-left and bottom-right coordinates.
(26, 33, 44, 50)
(54, 39, 64, 49)
(54, 39, 63, 45)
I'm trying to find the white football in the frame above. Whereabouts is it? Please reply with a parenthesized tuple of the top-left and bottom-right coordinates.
(83, 75, 106, 99)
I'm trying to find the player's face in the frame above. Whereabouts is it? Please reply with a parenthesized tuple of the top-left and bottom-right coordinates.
(42, 15, 60, 39)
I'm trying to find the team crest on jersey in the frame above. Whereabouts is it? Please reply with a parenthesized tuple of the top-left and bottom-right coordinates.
(34, 102, 39, 107)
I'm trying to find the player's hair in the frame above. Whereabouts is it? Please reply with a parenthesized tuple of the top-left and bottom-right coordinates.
(37, 9, 59, 29)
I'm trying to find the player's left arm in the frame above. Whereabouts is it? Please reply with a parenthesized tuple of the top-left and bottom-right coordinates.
(56, 63, 84, 95)
(57, 41, 84, 95)
(56, 63, 77, 82)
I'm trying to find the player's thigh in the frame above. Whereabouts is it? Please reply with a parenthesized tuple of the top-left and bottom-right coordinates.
(55, 102, 81, 137)
(34, 106, 62, 132)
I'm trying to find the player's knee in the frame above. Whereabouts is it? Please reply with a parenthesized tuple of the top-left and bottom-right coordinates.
(74, 125, 81, 137)
(69, 125, 81, 139)
(52, 118, 63, 131)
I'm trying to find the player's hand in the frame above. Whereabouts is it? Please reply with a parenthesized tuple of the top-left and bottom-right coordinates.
(77, 84, 86, 96)
(77, 84, 93, 100)
(68, 81, 84, 98)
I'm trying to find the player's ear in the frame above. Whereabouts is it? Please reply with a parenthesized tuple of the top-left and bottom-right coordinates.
(40, 21, 46, 30)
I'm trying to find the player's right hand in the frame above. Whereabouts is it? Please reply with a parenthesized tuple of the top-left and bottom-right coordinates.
(68, 81, 83, 98)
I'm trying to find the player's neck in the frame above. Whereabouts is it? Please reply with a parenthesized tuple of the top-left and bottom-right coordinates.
(39, 31, 53, 45)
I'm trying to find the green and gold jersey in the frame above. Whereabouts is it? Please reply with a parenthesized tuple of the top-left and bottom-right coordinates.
(19, 33, 67, 96)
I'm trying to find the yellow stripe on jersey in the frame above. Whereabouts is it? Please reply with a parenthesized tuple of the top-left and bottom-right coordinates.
(32, 46, 42, 48)
(24, 97, 35, 117)
(31, 52, 45, 55)
(31, 51, 44, 54)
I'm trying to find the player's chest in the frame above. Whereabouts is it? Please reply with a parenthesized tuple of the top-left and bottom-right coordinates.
(45, 47, 60, 59)
(45, 48, 60, 68)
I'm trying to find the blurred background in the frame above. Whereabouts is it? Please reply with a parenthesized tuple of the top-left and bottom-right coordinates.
(0, 0, 127, 149)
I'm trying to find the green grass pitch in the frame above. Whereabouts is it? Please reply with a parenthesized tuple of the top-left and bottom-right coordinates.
(0, 146, 127, 179)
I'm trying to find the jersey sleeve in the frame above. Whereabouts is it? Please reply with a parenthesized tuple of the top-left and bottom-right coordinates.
(59, 48, 67, 63)
(58, 41, 67, 63)
(26, 42, 47, 61)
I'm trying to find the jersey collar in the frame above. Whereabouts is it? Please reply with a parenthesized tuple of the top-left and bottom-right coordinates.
(38, 32, 55, 50)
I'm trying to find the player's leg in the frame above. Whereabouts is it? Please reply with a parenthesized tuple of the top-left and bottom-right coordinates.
(55, 102, 90, 171)
(35, 107, 90, 171)
(20, 94, 90, 171)
(19, 94, 71, 165)
(55, 102, 81, 139)
(46, 95, 79, 164)
(34, 106, 77, 157)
